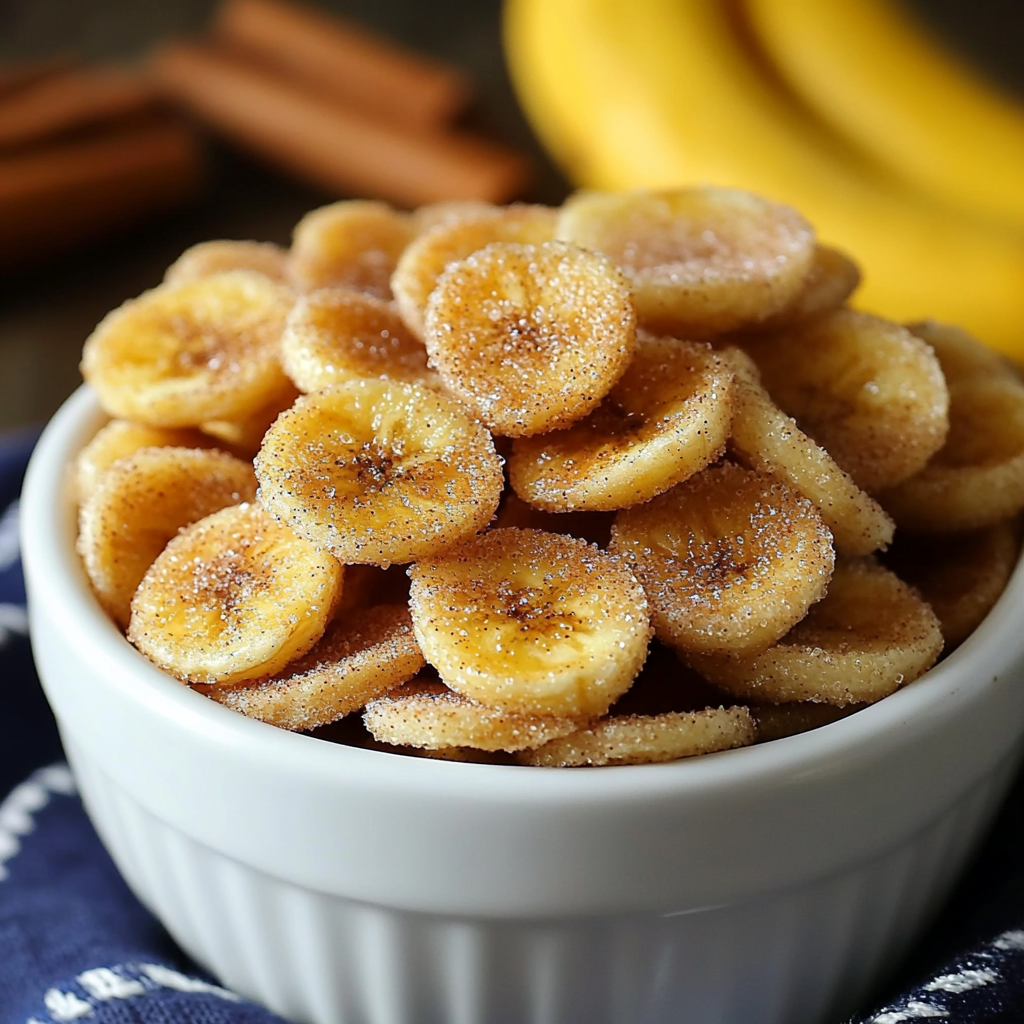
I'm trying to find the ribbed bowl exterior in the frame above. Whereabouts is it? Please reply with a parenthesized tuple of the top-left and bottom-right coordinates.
(69, 735, 1019, 1024)
(23, 387, 1024, 1024)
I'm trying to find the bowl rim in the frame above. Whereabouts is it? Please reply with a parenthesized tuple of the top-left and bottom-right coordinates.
(22, 383, 1024, 804)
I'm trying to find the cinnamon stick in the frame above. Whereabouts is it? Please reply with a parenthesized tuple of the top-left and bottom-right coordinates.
(0, 54, 78, 100)
(0, 67, 159, 151)
(0, 118, 204, 269)
(150, 42, 528, 207)
(215, 0, 470, 131)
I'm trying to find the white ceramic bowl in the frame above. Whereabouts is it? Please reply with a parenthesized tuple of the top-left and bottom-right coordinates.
(21, 385, 1024, 1024)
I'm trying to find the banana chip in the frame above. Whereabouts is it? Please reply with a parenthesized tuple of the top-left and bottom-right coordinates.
(556, 187, 816, 336)
(129, 502, 344, 685)
(74, 420, 218, 503)
(255, 379, 503, 563)
(81, 271, 296, 428)
(689, 558, 943, 706)
(203, 604, 424, 730)
(509, 335, 733, 511)
(78, 446, 257, 629)
(516, 707, 756, 767)
(611, 462, 835, 657)
(364, 677, 585, 752)
(282, 288, 440, 393)
(409, 528, 652, 717)
(739, 309, 949, 493)
(878, 376, 1024, 533)
(289, 200, 415, 298)
(424, 240, 636, 437)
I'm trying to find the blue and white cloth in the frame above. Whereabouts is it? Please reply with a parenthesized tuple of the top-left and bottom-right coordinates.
(2, 426, 1024, 1023)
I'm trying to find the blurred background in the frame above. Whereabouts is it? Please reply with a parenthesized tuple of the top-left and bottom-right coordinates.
(0, 0, 1022, 434)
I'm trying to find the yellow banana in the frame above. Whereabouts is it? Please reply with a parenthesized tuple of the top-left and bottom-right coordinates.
(743, 0, 1024, 231)
(503, 0, 1024, 359)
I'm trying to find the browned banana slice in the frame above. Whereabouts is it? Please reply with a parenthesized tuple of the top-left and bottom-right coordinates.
(164, 240, 289, 285)
(409, 528, 652, 717)
(255, 379, 503, 564)
(555, 188, 815, 337)
(78, 447, 257, 628)
(724, 347, 894, 556)
(610, 462, 834, 657)
(424, 241, 636, 437)
(129, 502, 343, 685)
(81, 271, 295, 428)
(739, 309, 949, 493)
(508, 335, 733, 511)
(203, 604, 424, 730)
(364, 678, 585, 752)
(281, 288, 440, 393)
(289, 200, 415, 298)
(885, 522, 1019, 649)
(494, 492, 614, 548)
(877, 375, 1024, 533)
(74, 420, 218, 503)
(751, 702, 862, 742)
(516, 707, 756, 767)
(392, 203, 556, 336)
(907, 320, 1018, 386)
(689, 559, 943, 706)
(751, 245, 860, 331)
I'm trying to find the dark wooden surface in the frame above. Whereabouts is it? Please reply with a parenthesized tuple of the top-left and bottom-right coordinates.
(0, 0, 1020, 432)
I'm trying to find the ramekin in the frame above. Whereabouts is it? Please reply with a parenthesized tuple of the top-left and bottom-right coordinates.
(21, 385, 1024, 1024)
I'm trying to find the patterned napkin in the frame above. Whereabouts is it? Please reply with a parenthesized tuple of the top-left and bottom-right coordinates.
(2, 426, 1024, 1024)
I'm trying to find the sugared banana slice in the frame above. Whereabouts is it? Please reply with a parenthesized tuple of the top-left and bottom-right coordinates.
(739, 309, 949, 493)
(752, 245, 860, 331)
(424, 241, 636, 437)
(516, 707, 756, 767)
(877, 375, 1024, 533)
(201, 383, 300, 458)
(907, 320, 1018, 386)
(392, 203, 556, 337)
(689, 559, 943, 706)
(255, 379, 503, 564)
(555, 187, 815, 337)
(751, 702, 861, 742)
(164, 240, 289, 286)
(281, 288, 440, 393)
(724, 348, 894, 556)
(203, 604, 424, 730)
(129, 502, 343, 685)
(408, 528, 652, 717)
(81, 271, 296, 428)
(885, 522, 1019, 649)
(74, 420, 218, 503)
(508, 335, 733, 511)
(494, 492, 614, 548)
(289, 200, 415, 298)
(364, 677, 585, 752)
(78, 446, 257, 628)
(610, 462, 835, 657)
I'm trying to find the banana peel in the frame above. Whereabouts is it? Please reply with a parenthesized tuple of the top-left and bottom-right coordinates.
(503, 0, 1024, 359)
